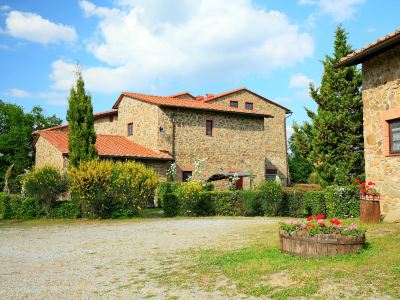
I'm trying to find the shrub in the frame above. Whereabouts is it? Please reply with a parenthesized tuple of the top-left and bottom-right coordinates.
(70, 160, 159, 218)
(22, 165, 69, 213)
(176, 181, 203, 215)
(257, 180, 283, 216)
(70, 159, 114, 218)
(157, 182, 182, 207)
(303, 191, 326, 216)
(0, 192, 11, 219)
(204, 191, 238, 216)
(112, 161, 158, 211)
(237, 190, 262, 216)
(282, 190, 306, 217)
(324, 185, 360, 218)
(162, 193, 180, 217)
(47, 200, 81, 219)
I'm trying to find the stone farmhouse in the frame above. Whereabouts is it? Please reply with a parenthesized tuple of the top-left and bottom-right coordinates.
(337, 28, 400, 221)
(34, 87, 291, 189)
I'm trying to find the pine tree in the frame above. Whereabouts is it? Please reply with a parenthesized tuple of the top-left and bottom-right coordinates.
(306, 26, 363, 186)
(66, 71, 97, 168)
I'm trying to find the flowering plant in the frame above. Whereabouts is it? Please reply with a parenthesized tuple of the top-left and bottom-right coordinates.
(355, 179, 380, 200)
(280, 214, 365, 237)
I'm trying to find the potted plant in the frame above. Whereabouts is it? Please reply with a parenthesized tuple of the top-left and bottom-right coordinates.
(355, 179, 381, 223)
(279, 214, 366, 257)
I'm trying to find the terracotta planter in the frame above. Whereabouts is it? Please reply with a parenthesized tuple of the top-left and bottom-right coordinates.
(279, 229, 366, 257)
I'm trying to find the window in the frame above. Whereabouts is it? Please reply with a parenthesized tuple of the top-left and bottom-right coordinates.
(266, 168, 278, 180)
(206, 120, 213, 136)
(389, 119, 400, 154)
(230, 101, 238, 108)
(182, 171, 192, 182)
(127, 123, 133, 136)
(245, 102, 253, 110)
(109, 116, 114, 122)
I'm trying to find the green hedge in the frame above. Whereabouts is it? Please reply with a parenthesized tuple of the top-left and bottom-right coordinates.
(0, 193, 42, 219)
(324, 185, 360, 218)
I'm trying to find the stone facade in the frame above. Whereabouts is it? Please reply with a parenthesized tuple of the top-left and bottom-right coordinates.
(35, 136, 66, 170)
(362, 44, 400, 219)
(94, 114, 120, 135)
(205, 90, 289, 184)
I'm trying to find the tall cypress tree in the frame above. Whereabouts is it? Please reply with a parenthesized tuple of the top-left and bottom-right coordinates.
(66, 71, 97, 168)
(306, 26, 363, 186)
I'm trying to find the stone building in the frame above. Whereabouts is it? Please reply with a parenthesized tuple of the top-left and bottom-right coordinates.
(337, 28, 400, 221)
(34, 88, 291, 189)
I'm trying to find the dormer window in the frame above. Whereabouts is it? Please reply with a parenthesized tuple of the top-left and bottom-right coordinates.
(127, 123, 133, 136)
(230, 101, 238, 108)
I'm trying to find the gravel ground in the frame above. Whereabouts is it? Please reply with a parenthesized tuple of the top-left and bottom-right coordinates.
(0, 218, 277, 299)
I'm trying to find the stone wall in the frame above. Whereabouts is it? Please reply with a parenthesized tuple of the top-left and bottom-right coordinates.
(117, 96, 160, 151)
(94, 114, 121, 136)
(35, 136, 65, 170)
(206, 90, 289, 185)
(362, 43, 400, 219)
(159, 107, 266, 188)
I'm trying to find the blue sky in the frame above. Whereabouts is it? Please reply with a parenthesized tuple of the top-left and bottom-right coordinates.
(0, 0, 399, 135)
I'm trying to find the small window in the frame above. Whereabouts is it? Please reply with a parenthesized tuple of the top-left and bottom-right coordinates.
(266, 168, 278, 180)
(389, 119, 400, 154)
(127, 123, 133, 136)
(245, 102, 253, 110)
(230, 101, 238, 108)
(206, 120, 213, 136)
(109, 116, 114, 122)
(182, 171, 192, 182)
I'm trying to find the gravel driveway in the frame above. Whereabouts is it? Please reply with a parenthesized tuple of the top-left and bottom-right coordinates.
(0, 218, 278, 299)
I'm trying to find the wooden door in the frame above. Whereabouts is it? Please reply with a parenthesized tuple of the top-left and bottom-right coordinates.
(236, 177, 243, 190)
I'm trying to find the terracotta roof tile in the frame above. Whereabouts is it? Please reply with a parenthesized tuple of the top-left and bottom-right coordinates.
(37, 130, 173, 160)
(337, 28, 400, 67)
(113, 92, 272, 117)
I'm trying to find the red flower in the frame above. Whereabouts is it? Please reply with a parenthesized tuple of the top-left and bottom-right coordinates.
(361, 189, 367, 194)
(368, 181, 374, 185)
(330, 219, 341, 226)
(317, 220, 325, 227)
(355, 179, 361, 183)
(315, 214, 325, 220)
(306, 216, 313, 221)
(360, 182, 366, 187)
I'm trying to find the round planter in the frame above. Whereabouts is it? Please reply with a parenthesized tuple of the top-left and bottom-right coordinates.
(279, 229, 366, 257)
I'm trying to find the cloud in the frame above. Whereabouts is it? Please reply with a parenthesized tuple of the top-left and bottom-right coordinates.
(299, 0, 366, 22)
(4, 10, 77, 44)
(290, 74, 313, 89)
(5, 88, 67, 105)
(0, 5, 11, 11)
(49, 0, 314, 94)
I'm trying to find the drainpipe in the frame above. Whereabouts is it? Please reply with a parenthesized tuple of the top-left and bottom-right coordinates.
(285, 111, 293, 186)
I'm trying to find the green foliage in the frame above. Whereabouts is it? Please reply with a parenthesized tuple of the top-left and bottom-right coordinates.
(282, 190, 306, 217)
(0, 193, 43, 219)
(324, 185, 360, 218)
(0, 101, 61, 192)
(306, 26, 364, 186)
(66, 72, 98, 168)
(205, 191, 238, 216)
(162, 193, 180, 217)
(238, 190, 263, 216)
(22, 165, 69, 212)
(307, 172, 320, 184)
(303, 191, 326, 216)
(157, 182, 182, 207)
(70, 160, 158, 218)
(47, 200, 81, 219)
(256, 180, 283, 216)
(288, 122, 314, 183)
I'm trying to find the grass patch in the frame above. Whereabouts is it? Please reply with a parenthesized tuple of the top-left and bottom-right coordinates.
(155, 220, 400, 299)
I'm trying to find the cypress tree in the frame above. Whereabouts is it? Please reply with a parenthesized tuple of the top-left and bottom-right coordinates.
(66, 71, 97, 168)
(306, 25, 363, 186)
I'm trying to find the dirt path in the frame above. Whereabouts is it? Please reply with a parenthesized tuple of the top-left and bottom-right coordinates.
(0, 218, 278, 299)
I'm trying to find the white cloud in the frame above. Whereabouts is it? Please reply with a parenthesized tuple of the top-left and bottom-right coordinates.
(7, 88, 31, 98)
(5, 11, 77, 44)
(290, 74, 313, 89)
(49, 0, 314, 94)
(299, 0, 365, 22)
(6, 88, 67, 106)
(0, 5, 11, 11)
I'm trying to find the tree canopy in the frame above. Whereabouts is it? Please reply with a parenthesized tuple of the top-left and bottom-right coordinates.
(66, 71, 97, 168)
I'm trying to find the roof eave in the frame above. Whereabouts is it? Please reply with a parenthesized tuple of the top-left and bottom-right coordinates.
(336, 35, 400, 68)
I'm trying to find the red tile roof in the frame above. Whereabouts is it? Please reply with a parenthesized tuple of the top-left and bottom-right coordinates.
(113, 92, 272, 118)
(337, 28, 400, 67)
(94, 109, 118, 118)
(36, 130, 173, 160)
(169, 92, 195, 99)
(198, 87, 291, 113)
